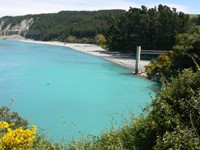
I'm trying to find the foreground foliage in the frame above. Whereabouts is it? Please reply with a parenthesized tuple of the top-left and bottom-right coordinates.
(149, 68, 200, 149)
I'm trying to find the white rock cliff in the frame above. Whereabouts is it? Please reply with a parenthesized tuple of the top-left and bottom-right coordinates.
(0, 18, 34, 39)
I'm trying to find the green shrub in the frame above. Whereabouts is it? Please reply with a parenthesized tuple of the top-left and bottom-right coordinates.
(155, 125, 200, 150)
(148, 68, 200, 149)
(145, 54, 172, 81)
(95, 34, 107, 49)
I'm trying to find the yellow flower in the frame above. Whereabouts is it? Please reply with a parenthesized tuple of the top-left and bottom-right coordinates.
(0, 121, 37, 150)
(0, 121, 9, 129)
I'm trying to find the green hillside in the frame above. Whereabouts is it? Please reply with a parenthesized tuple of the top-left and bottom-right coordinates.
(0, 10, 125, 42)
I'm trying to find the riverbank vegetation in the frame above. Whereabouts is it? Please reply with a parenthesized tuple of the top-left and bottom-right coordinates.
(145, 25, 200, 81)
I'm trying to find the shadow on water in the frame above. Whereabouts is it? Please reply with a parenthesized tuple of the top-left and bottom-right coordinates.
(119, 72, 161, 92)
(94, 50, 135, 58)
(119, 72, 134, 76)
(94, 50, 159, 60)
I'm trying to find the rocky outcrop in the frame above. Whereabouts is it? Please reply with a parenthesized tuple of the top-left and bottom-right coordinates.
(0, 18, 34, 38)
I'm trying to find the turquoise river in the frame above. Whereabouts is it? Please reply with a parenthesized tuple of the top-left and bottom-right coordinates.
(0, 40, 157, 142)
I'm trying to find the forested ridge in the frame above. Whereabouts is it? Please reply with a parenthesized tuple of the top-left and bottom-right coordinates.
(0, 10, 125, 42)
(29, 10, 126, 41)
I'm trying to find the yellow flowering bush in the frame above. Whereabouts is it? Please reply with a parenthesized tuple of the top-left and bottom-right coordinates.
(95, 34, 107, 49)
(145, 54, 171, 81)
(157, 54, 170, 65)
(0, 122, 10, 130)
(0, 121, 37, 150)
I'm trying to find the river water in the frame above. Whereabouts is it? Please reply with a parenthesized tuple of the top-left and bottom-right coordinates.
(0, 40, 156, 142)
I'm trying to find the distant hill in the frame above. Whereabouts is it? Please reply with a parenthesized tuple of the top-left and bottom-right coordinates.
(189, 14, 200, 26)
(0, 10, 125, 42)
(189, 14, 199, 18)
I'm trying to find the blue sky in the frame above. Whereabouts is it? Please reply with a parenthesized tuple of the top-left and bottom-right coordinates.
(0, 0, 199, 17)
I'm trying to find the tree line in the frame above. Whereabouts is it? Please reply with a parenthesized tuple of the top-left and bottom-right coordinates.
(1, 5, 199, 51)
(0, 10, 125, 42)
(106, 5, 194, 52)
(28, 10, 126, 41)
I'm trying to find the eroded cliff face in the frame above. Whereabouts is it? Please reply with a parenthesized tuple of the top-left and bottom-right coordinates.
(0, 18, 34, 38)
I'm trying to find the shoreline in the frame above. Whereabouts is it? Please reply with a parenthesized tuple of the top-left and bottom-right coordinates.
(1, 36, 150, 77)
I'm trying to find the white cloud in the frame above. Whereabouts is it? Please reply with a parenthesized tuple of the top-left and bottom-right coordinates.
(0, 0, 138, 17)
(147, 3, 188, 13)
(0, 0, 196, 17)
